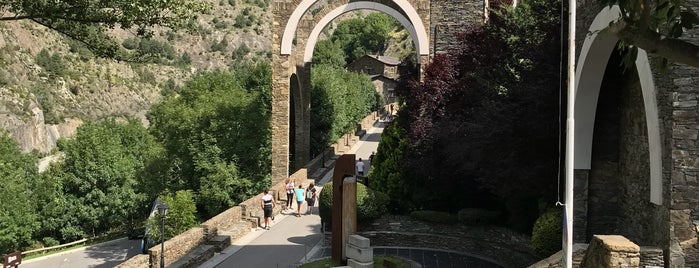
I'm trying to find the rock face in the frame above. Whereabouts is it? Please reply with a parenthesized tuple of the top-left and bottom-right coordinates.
(1, 100, 82, 153)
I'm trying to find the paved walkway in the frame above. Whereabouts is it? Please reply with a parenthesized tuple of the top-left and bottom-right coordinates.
(199, 122, 383, 268)
(199, 120, 507, 268)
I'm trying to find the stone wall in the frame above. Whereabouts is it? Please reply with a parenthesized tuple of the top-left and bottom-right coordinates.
(586, 63, 622, 238)
(117, 168, 313, 268)
(580, 235, 640, 268)
(617, 61, 665, 246)
(430, 0, 484, 54)
(668, 0, 699, 264)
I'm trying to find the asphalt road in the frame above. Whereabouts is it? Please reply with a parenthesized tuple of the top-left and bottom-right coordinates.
(20, 238, 143, 268)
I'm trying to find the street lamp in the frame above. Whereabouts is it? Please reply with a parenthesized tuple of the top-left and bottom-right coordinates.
(157, 203, 169, 268)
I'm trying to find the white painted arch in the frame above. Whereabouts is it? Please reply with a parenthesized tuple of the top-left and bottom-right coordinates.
(574, 5, 662, 204)
(304, 2, 424, 63)
(280, 0, 429, 57)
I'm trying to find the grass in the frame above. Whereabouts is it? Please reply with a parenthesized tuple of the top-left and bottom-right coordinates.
(299, 256, 410, 268)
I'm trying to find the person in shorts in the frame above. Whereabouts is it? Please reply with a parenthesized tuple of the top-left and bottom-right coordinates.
(294, 185, 305, 217)
(260, 190, 275, 230)
(305, 183, 317, 215)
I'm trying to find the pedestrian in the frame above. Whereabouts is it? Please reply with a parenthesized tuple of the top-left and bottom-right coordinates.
(369, 152, 375, 163)
(305, 183, 317, 215)
(260, 190, 275, 230)
(294, 184, 305, 217)
(285, 178, 295, 211)
(356, 158, 365, 177)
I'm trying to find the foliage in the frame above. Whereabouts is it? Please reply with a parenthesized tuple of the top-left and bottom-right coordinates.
(366, 122, 411, 212)
(599, 0, 699, 67)
(42, 118, 163, 241)
(409, 210, 457, 224)
(318, 181, 389, 227)
(147, 62, 272, 218)
(0, 132, 39, 253)
(531, 208, 563, 257)
(210, 38, 229, 53)
(145, 190, 198, 242)
(312, 40, 346, 68)
(35, 49, 67, 78)
(391, 0, 561, 232)
(232, 43, 251, 60)
(312, 12, 402, 66)
(329, 13, 400, 64)
(310, 65, 379, 156)
(0, 0, 212, 60)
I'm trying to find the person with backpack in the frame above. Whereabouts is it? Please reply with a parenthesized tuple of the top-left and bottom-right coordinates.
(305, 183, 317, 215)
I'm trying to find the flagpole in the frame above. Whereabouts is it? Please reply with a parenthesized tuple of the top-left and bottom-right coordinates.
(564, 0, 576, 264)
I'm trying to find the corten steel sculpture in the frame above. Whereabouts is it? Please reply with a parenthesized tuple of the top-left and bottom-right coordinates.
(331, 154, 357, 264)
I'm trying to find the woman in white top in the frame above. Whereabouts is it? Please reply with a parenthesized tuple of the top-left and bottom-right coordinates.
(260, 190, 275, 230)
(285, 178, 295, 210)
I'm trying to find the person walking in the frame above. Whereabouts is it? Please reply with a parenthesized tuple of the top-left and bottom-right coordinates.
(285, 178, 295, 211)
(356, 158, 365, 177)
(305, 183, 317, 215)
(294, 185, 305, 217)
(260, 190, 276, 230)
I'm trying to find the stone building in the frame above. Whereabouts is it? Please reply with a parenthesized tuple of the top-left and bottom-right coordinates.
(347, 54, 400, 104)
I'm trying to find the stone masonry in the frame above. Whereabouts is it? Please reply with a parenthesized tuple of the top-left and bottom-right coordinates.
(273, 0, 699, 267)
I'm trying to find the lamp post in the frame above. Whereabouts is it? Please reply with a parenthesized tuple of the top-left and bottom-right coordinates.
(157, 203, 169, 268)
(321, 132, 326, 168)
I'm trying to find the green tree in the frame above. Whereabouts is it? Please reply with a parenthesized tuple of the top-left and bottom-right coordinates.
(145, 190, 198, 242)
(0, 0, 211, 59)
(147, 62, 272, 218)
(0, 132, 39, 253)
(600, 0, 699, 67)
(366, 122, 411, 212)
(310, 65, 379, 155)
(312, 40, 346, 68)
(56, 118, 162, 238)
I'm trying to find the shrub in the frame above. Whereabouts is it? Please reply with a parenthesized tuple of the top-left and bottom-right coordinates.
(122, 38, 139, 50)
(42, 237, 59, 247)
(531, 208, 563, 257)
(409, 210, 456, 224)
(319, 181, 389, 227)
(457, 208, 502, 226)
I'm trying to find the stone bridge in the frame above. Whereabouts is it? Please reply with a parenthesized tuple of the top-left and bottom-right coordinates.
(271, 0, 699, 266)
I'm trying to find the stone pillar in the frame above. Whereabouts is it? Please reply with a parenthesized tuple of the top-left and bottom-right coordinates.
(342, 176, 357, 260)
(271, 1, 292, 185)
(574, 169, 589, 243)
(332, 154, 357, 264)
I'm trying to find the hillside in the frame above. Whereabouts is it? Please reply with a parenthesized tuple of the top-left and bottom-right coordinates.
(0, 0, 272, 153)
(0, 0, 414, 154)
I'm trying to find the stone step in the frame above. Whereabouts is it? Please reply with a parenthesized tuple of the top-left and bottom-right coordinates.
(220, 220, 254, 242)
(169, 244, 216, 268)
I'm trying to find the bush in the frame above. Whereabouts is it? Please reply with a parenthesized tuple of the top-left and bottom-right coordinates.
(42, 237, 59, 247)
(457, 208, 502, 226)
(319, 181, 389, 227)
(531, 208, 563, 257)
(409, 210, 456, 224)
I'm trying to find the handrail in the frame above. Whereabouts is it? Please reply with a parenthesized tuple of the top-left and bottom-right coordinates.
(22, 238, 88, 256)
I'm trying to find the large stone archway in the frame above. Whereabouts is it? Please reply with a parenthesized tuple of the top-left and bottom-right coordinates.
(271, 0, 434, 184)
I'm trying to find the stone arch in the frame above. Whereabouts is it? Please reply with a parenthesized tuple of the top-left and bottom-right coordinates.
(272, 0, 431, 184)
(574, 5, 662, 204)
(301, 1, 429, 63)
(281, 0, 430, 58)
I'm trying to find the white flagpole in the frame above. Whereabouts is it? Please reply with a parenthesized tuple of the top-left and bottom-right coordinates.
(564, 0, 576, 265)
